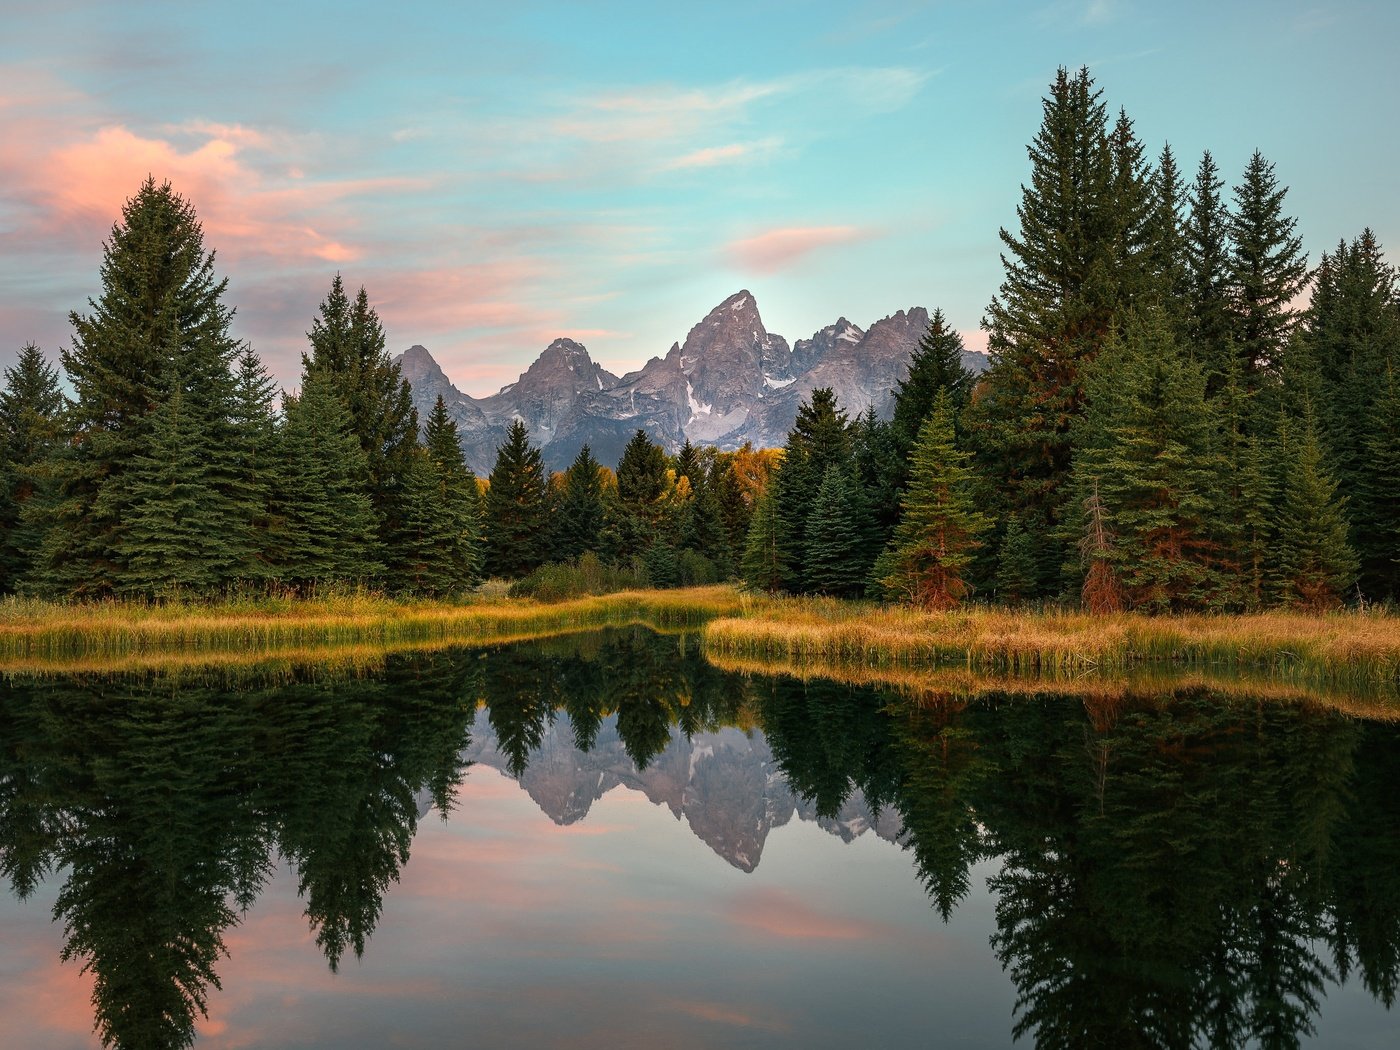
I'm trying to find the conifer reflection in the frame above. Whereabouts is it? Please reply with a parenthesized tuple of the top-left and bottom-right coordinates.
(0, 654, 476, 1049)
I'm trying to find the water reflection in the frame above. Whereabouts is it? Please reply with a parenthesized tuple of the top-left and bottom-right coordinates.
(1, 627, 1397, 1049)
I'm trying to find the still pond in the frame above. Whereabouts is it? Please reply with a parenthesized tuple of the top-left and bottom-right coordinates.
(1, 627, 1397, 1048)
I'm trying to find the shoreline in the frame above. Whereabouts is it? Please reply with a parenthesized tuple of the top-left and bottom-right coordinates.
(2, 587, 1397, 704)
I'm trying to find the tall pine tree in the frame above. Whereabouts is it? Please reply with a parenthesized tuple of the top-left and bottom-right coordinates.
(876, 391, 992, 608)
(483, 420, 549, 578)
(1227, 151, 1308, 384)
(0, 344, 65, 593)
(33, 179, 244, 597)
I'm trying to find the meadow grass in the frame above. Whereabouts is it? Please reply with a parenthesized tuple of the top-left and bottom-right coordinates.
(0, 586, 741, 672)
(701, 594, 1400, 701)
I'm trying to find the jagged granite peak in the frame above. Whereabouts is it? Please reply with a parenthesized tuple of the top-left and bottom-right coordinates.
(460, 710, 902, 872)
(396, 291, 990, 475)
(791, 317, 864, 376)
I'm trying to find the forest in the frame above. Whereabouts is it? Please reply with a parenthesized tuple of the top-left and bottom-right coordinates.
(1, 66, 1397, 613)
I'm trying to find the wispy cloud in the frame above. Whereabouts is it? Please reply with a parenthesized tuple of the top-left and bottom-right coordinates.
(728, 225, 878, 274)
(656, 138, 781, 172)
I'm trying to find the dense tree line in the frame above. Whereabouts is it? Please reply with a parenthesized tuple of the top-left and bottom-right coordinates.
(740, 68, 1400, 612)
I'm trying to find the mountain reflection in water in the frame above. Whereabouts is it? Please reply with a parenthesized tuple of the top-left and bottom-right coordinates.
(1, 626, 1397, 1049)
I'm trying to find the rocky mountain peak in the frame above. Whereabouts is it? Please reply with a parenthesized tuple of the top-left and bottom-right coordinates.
(399, 344, 447, 386)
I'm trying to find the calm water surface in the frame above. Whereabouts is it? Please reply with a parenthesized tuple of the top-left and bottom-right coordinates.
(1, 628, 1397, 1048)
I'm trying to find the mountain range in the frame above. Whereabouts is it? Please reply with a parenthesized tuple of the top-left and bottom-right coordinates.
(396, 290, 988, 474)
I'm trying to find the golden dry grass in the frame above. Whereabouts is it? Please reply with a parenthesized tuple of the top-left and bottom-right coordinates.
(0, 586, 741, 673)
(702, 595, 1400, 700)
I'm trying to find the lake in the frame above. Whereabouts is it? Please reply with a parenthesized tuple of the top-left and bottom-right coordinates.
(1, 626, 1396, 1048)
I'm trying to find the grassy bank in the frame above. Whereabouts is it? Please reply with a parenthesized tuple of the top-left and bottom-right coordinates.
(702, 596, 1400, 699)
(0, 586, 741, 673)
(5, 587, 1399, 705)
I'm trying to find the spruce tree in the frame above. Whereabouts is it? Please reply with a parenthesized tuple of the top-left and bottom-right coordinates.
(1106, 108, 1155, 311)
(1145, 143, 1191, 335)
(803, 466, 866, 598)
(1185, 151, 1236, 392)
(1302, 231, 1400, 599)
(1068, 315, 1223, 612)
(994, 514, 1038, 606)
(117, 368, 239, 597)
(891, 309, 975, 451)
(483, 420, 549, 578)
(34, 179, 243, 597)
(228, 346, 281, 583)
(1213, 366, 1276, 608)
(772, 387, 852, 593)
(741, 488, 785, 593)
(423, 395, 483, 587)
(851, 406, 904, 572)
(1227, 151, 1308, 384)
(304, 276, 419, 569)
(1362, 364, 1400, 601)
(555, 444, 607, 561)
(971, 67, 1125, 589)
(877, 391, 992, 608)
(1271, 408, 1358, 609)
(616, 429, 669, 522)
(390, 449, 468, 595)
(273, 373, 382, 588)
(0, 344, 65, 593)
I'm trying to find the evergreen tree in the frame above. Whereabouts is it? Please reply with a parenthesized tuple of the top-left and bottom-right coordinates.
(1185, 151, 1236, 392)
(0, 344, 65, 593)
(1271, 408, 1359, 609)
(1228, 151, 1308, 384)
(772, 387, 853, 592)
(272, 373, 382, 587)
(616, 429, 669, 523)
(891, 309, 975, 452)
(228, 347, 281, 583)
(876, 391, 992, 608)
(971, 67, 1126, 589)
(803, 466, 866, 598)
(994, 514, 1038, 606)
(1362, 364, 1400, 601)
(740, 488, 785, 593)
(1302, 231, 1400, 599)
(304, 276, 419, 567)
(483, 420, 549, 578)
(117, 366, 240, 597)
(1106, 108, 1155, 311)
(1213, 366, 1277, 608)
(554, 444, 607, 561)
(851, 406, 905, 572)
(34, 179, 243, 597)
(1144, 143, 1191, 335)
(1068, 315, 1223, 612)
(423, 395, 483, 587)
(389, 449, 469, 596)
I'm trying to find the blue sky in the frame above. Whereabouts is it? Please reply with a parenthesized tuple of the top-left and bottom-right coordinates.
(1, 0, 1395, 393)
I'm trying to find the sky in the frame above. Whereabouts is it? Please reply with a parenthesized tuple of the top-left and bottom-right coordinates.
(1, 0, 1396, 396)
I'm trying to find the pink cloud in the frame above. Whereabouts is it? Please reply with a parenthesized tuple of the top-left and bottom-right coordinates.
(658, 138, 787, 173)
(727, 225, 876, 274)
